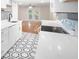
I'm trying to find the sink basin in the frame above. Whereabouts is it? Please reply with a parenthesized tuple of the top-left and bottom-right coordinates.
(10, 21, 17, 23)
(41, 26, 68, 34)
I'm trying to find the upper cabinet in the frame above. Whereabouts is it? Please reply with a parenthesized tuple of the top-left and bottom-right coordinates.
(1, 0, 12, 9)
(50, 0, 78, 12)
(6, 0, 12, 6)
(1, 0, 7, 8)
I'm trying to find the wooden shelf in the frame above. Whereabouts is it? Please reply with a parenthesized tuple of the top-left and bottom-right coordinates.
(64, 0, 78, 2)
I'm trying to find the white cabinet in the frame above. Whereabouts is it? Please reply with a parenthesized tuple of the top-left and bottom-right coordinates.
(8, 25, 16, 47)
(1, 0, 12, 8)
(1, 0, 7, 8)
(6, 0, 12, 5)
(14, 24, 21, 41)
(8, 24, 21, 47)
(1, 23, 21, 57)
(50, 0, 78, 12)
(1, 28, 9, 56)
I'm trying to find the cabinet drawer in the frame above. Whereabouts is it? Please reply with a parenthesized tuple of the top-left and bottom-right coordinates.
(1, 28, 9, 57)
(1, 41, 8, 56)
(1, 31, 8, 44)
(1, 50, 4, 54)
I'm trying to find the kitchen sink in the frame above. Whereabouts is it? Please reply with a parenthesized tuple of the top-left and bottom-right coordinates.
(10, 21, 17, 23)
(41, 26, 69, 34)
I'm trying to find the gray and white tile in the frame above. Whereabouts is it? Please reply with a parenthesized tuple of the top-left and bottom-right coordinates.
(2, 33, 39, 59)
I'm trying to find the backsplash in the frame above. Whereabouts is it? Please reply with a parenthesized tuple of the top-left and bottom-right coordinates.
(56, 12, 78, 20)
(68, 13, 78, 20)
(56, 12, 78, 33)
(1, 11, 11, 20)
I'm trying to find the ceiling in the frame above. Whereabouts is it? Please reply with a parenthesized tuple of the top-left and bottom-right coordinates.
(12, 0, 50, 5)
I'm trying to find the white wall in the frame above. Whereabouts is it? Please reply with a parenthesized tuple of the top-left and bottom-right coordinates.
(18, 6, 50, 20)
(50, 0, 78, 12)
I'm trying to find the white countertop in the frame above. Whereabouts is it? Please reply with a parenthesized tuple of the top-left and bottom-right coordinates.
(1, 20, 17, 30)
(35, 31, 78, 59)
(41, 20, 62, 27)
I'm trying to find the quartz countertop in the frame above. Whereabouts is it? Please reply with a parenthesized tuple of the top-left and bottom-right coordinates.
(1, 20, 17, 30)
(41, 20, 62, 27)
(35, 31, 78, 59)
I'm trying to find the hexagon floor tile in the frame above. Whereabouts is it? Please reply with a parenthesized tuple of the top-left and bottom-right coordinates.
(2, 33, 39, 59)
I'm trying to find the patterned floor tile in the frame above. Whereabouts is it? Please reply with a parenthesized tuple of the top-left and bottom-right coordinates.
(2, 33, 39, 59)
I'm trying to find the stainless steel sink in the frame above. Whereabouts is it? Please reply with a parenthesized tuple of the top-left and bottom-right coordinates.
(10, 21, 17, 23)
(41, 26, 69, 34)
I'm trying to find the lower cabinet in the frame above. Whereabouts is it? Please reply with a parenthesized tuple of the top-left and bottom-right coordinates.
(8, 24, 21, 48)
(1, 28, 9, 57)
(8, 25, 17, 48)
(1, 23, 21, 57)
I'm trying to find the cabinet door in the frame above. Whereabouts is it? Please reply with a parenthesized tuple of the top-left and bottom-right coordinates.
(1, 28, 9, 56)
(13, 24, 21, 41)
(6, 0, 11, 5)
(8, 25, 16, 47)
(1, 0, 7, 8)
(8, 24, 21, 48)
